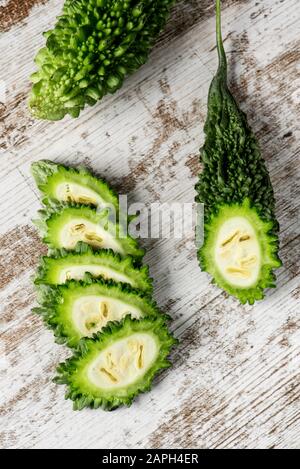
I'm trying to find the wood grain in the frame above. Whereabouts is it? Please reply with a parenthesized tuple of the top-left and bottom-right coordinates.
(0, 0, 299, 449)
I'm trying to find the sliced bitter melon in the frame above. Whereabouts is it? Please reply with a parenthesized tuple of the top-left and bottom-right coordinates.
(31, 160, 119, 211)
(35, 204, 144, 259)
(54, 315, 178, 410)
(199, 199, 281, 304)
(35, 242, 152, 293)
(34, 278, 163, 347)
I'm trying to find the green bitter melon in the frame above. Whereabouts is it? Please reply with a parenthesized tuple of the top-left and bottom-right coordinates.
(29, 0, 176, 121)
(35, 241, 152, 293)
(34, 203, 144, 259)
(31, 160, 119, 211)
(54, 315, 177, 410)
(195, 0, 281, 304)
(34, 277, 164, 347)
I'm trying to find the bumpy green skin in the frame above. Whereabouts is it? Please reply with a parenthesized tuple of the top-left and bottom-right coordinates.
(34, 202, 144, 259)
(31, 160, 119, 211)
(195, 0, 281, 304)
(35, 241, 153, 293)
(29, 0, 176, 121)
(54, 315, 178, 410)
(34, 276, 164, 347)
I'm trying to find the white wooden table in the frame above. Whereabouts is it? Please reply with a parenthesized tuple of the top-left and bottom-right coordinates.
(0, 0, 299, 449)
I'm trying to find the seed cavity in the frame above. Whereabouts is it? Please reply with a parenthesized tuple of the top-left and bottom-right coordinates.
(97, 339, 147, 383)
(137, 345, 144, 369)
(100, 367, 118, 383)
(240, 255, 257, 267)
(239, 234, 251, 242)
(226, 266, 250, 278)
(85, 316, 100, 331)
(66, 194, 74, 203)
(77, 195, 97, 205)
(65, 271, 71, 280)
(100, 302, 109, 318)
(63, 184, 97, 205)
(221, 230, 240, 247)
(69, 224, 103, 246)
(81, 302, 105, 332)
(71, 223, 86, 234)
(106, 352, 117, 370)
(84, 232, 103, 245)
(65, 184, 72, 202)
(128, 339, 139, 353)
(119, 354, 129, 372)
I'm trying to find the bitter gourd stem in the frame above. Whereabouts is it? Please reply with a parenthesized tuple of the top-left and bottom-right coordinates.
(216, 0, 227, 79)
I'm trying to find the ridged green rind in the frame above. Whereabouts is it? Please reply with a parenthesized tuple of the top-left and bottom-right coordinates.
(34, 202, 144, 259)
(195, 1, 281, 303)
(29, 0, 176, 121)
(34, 276, 165, 347)
(35, 241, 153, 293)
(199, 199, 281, 305)
(31, 160, 119, 211)
(195, 77, 279, 226)
(54, 315, 178, 410)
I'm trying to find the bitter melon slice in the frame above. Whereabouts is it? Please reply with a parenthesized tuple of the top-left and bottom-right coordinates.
(199, 199, 281, 304)
(54, 315, 178, 410)
(35, 242, 152, 293)
(35, 204, 144, 259)
(34, 278, 163, 347)
(31, 160, 119, 211)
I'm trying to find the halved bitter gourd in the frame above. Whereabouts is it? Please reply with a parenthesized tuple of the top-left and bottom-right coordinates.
(195, 1, 281, 304)
(35, 242, 152, 293)
(31, 160, 119, 211)
(54, 315, 178, 410)
(35, 204, 144, 259)
(34, 277, 164, 347)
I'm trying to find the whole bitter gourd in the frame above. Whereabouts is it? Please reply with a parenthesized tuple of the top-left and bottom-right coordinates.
(54, 315, 178, 410)
(35, 241, 153, 293)
(29, 0, 176, 120)
(34, 277, 164, 347)
(31, 160, 119, 211)
(195, 0, 281, 304)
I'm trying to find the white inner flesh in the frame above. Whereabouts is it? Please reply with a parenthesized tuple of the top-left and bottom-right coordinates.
(59, 218, 124, 254)
(72, 295, 142, 337)
(215, 216, 261, 287)
(59, 265, 133, 285)
(87, 333, 158, 390)
(56, 182, 103, 206)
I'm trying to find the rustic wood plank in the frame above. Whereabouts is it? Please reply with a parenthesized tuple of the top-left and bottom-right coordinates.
(0, 0, 299, 449)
